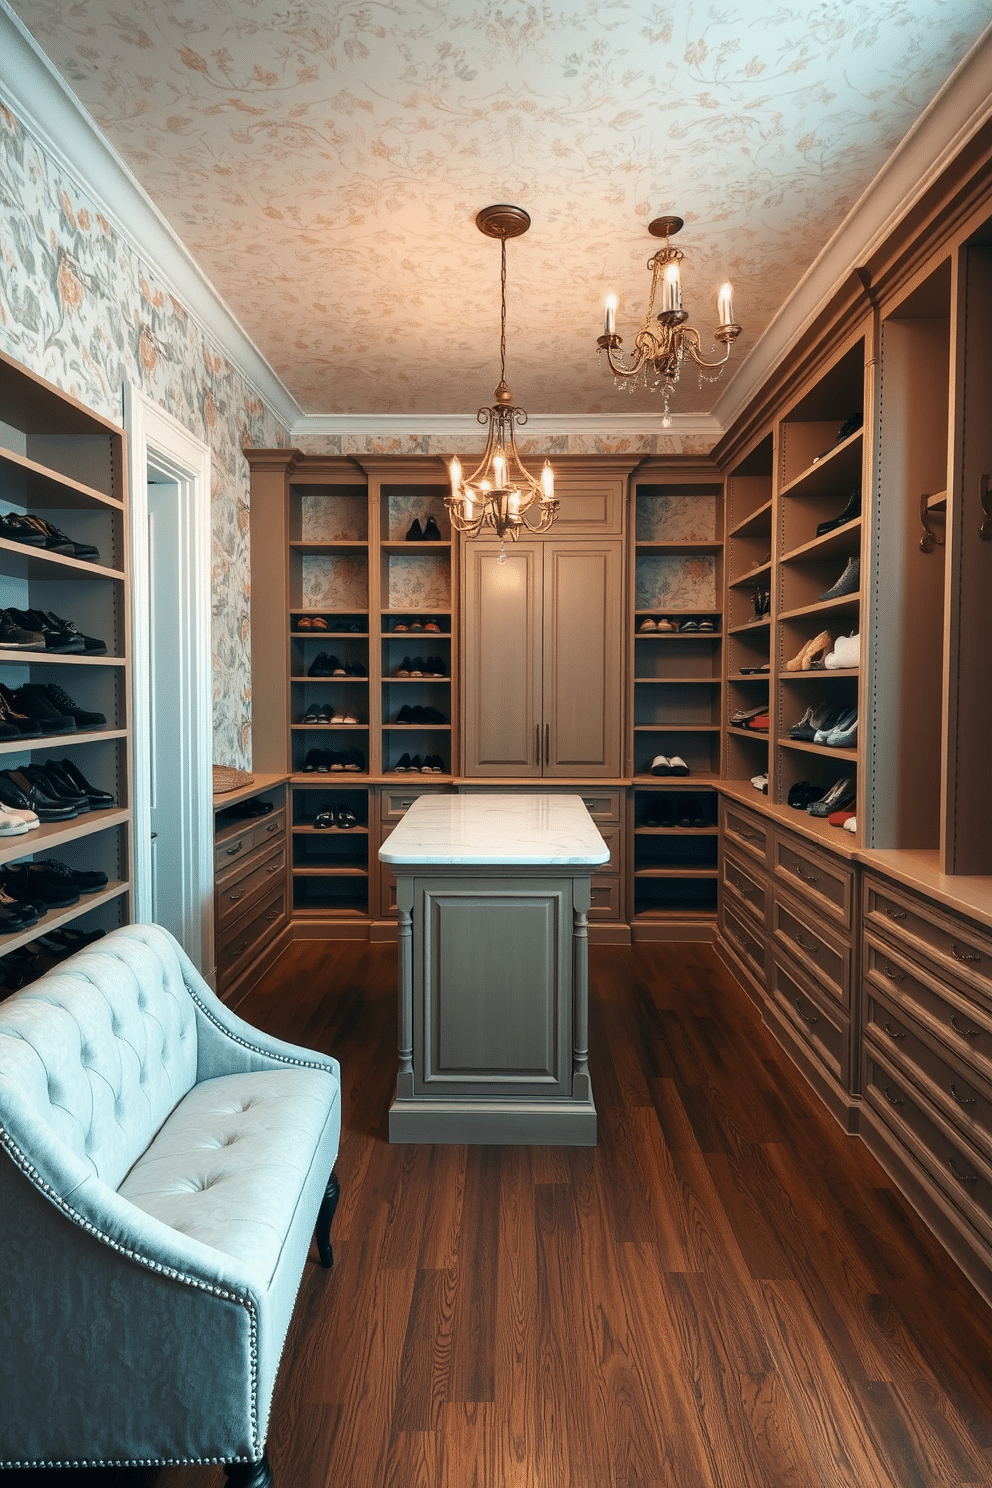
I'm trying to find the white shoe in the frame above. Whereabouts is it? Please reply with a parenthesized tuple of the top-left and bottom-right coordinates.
(0, 809, 29, 836)
(650, 755, 671, 775)
(751, 773, 768, 793)
(668, 756, 690, 776)
(824, 632, 860, 669)
(843, 815, 857, 833)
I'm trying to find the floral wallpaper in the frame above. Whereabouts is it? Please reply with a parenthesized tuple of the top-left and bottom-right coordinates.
(0, 99, 287, 768)
(7, 0, 986, 419)
(635, 555, 717, 612)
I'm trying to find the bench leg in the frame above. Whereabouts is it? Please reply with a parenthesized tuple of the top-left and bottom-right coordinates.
(315, 1169, 340, 1268)
(225, 1449, 273, 1487)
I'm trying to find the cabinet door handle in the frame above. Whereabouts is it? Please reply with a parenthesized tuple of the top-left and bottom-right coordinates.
(882, 1086, 905, 1108)
(951, 943, 981, 965)
(882, 906, 906, 921)
(951, 1014, 981, 1040)
(883, 966, 905, 980)
(795, 934, 819, 954)
(794, 999, 818, 1025)
(883, 1021, 906, 1040)
(793, 865, 818, 884)
(980, 471, 992, 541)
(948, 1157, 979, 1185)
(545, 723, 550, 765)
(536, 725, 540, 765)
(950, 1083, 977, 1109)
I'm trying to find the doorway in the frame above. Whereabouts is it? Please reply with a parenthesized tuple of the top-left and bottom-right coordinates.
(125, 386, 213, 979)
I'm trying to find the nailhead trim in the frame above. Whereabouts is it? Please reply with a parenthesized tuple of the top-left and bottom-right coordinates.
(184, 977, 336, 1073)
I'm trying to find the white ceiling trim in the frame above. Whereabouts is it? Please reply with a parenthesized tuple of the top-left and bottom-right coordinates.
(0, 0, 303, 431)
(713, 20, 992, 433)
(290, 412, 722, 442)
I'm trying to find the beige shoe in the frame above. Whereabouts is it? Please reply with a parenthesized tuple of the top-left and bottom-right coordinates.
(785, 629, 833, 671)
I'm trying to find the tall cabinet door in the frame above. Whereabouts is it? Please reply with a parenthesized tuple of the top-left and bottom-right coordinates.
(543, 541, 622, 777)
(463, 541, 543, 776)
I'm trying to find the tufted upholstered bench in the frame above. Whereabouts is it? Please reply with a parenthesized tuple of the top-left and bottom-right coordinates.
(0, 922, 341, 1487)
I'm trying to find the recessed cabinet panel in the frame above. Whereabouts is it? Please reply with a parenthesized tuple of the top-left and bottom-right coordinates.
(545, 543, 621, 777)
(463, 542, 542, 775)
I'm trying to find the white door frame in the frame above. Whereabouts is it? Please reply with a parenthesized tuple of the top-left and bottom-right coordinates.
(124, 384, 213, 978)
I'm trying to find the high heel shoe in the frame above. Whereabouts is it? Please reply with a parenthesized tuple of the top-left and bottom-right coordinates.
(784, 630, 833, 671)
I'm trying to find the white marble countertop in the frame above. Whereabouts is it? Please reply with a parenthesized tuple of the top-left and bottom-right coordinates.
(379, 793, 610, 866)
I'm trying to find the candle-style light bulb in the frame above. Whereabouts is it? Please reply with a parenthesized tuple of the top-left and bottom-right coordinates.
(493, 453, 507, 489)
(663, 261, 681, 313)
(449, 457, 462, 496)
(717, 281, 734, 326)
(603, 292, 618, 336)
(541, 463, 555, 503)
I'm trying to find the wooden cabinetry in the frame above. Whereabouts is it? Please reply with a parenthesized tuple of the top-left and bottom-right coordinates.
(213, 775, 289, 1003)
(0, 350, 133, 990)
(462, 537, 622, 777)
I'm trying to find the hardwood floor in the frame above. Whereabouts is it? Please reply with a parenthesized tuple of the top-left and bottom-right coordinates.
(12, 939, 992, 1486)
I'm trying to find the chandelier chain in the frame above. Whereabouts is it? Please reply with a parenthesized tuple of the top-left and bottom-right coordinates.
(500, 237, 507, 388)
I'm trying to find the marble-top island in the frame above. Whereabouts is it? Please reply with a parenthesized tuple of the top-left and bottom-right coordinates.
(381, 793, 608, 1144)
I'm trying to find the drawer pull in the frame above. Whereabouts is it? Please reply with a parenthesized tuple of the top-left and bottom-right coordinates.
(951, 1014, 980, 1040)
(266, 821, 280, 833)
(793, 865, 819, 884)
(950, 1083, 977, 1109)
(226, 840, 244, 856)
(948, 1158, 979, 1185)
(733, 932, 753, 951)
(883, 1022, 906, 1040)
(733, 878, 752, 896)
(795, 934, 819, 954)
(882, 906, 907, 921)
(883, 966, 905, 980)
(951, 943, 981, 965)
(737, 828, 758, 841)
(882, 1086, 905, 1108)
(228, 889, 247, 903)
(794, 999, 818, 1025)
(264, 909, 280, 922)
(229, 940, 248, 958)
(266, 863, 280, 874)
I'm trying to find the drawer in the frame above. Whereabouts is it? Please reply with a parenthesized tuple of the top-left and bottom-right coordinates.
(772, 890, 850, 1007)
(379, 861, 399, 918)
(864, 1048, 992, 1249)
(597, 825, 621, 873)
(216, 889, 286, 984)
(722, 801, 769, 864)
(722, 848, 767, 927)
(864, 991, 992, 1152)
(379, 785, 451, 821)
(864, 876, 992, 1008)
(774, 830, 853, 930)
(251, 809, 286, 850)
(722, 903, 766, 984)
(216, 843, 287, 931)
(770, 951, 849, 1088)
(863, 933, 992, 1087)
(215, 827, 253, 873)
(577, 790, 621, 822)
(588, 876, 621, 921)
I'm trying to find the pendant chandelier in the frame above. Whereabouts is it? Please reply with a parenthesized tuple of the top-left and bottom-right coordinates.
(446, 205, 558, 551)
(597, 214, 742, 427)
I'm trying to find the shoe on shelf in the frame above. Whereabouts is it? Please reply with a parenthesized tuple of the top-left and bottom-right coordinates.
(307, 652, 330, 677)
(784, 629, 833, 671)
(0, 609, 45, 650)
(405, 518, 424, 541)
(43, 926, 106, 955)
(424, 620, 441, 633)
(36, 857, 108, 892)
(731, 705, 768, 726)
(825, 715, 858, 749)
(1, 862, 80, 909)
(425, 657, 447, 677)
(0, 684, 42, 735)
(807, 776, 856, 817)
(27, 682, 107, 731)
(738, 663, 770, 674)
(345, 660, 368, 677)
(789, 703, 839, 741)
(843, 815, 857, 834)
(303, 703, 323, 723)
(23, 516, 100, 561)
(819, 555, 860, 602)
(336, 808, 359, 828)
(824, 632, 860, 670)
(698, 618, 718, 632)
(668, 756, 690, 776)
(45, 759, 115, 809)
(678, 794, 707, 827)
(787, 780, 823, 809)
(0, 770, 73, 822)
(751, 773, 769, 794)
(5, 608, 84, 654)
(394, 657, 413, 677)
(313, 810, 336, 828)
(0, 810, 29, 837)
(9, 687, 76, 734)
(394, 753, 412, 771)
(0, 512, 48, 547)
(638, 617, 657, 631)
(17, 764, 89, 810)
(41, 610, 107, 655)
(678, 619, 699, 632)
(423, 516, 442, 541)
(813, 705, 857, 744)
(649, 755, 672, 776)
(815, 486, 862, 537)
(828, 808, 856, 827)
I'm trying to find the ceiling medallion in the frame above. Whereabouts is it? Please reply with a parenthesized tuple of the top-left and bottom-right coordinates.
(446, 206, 557, 561)
(597, 214, 742, 427)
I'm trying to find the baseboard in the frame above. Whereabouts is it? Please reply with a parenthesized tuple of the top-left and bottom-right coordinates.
(221, 921, 293, 1009)
(631, 917, 717, 943)
(763, 998, 861, 1134)
(713, 933, 767, 1008)
(589, 922, 632, 945)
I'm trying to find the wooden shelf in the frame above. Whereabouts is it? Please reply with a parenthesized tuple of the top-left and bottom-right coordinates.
(780, 428, 862, 499)
(781, 518, 862, 564)
(729, 499, 773, 538)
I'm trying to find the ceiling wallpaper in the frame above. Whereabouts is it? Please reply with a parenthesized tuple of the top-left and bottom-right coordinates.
(9, 1, 990, 416)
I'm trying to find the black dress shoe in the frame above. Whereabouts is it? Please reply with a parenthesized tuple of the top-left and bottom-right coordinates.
(1, 863, 80, 908)
(22, 683, 106, 730)
(423, 515, 442, 541)
(23, 517, 100, 561)
(36, 857, 109, 892)
(0, 685, 41, 735)
(405, 518, 424, 541)
(0, 770, 77, 820)
(10, 686, 76, 733)
(39, 611, 107, 655)
(396, 704, 414, 723)
(16, 764, 88, 809)
(394, 753, 412, 771)
(54, 758, 115, 807)
(815, 486, 862, 536)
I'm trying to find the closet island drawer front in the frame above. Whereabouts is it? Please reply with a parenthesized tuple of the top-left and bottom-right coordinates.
(380, 785, 453, 821)
(863, 933, 992, 1084)
(864, 990, 992, 1152)
(864, 875, 992, 1007)
(722, 801, 770, 865)
(773, 892, 850, 1007)
(773, 830, 853, 930)
(864, 1048, 992, 1247)
(722, 848, 768, 928)
(216, 842, 287, 931)
(770, 952, 849, 1088)
(589, 877, 621, 920)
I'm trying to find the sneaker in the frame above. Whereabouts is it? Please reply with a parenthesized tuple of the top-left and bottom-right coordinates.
(0, 609, 45, 650)
(6, 608, 84, 654)
(29, 683, 107, 730)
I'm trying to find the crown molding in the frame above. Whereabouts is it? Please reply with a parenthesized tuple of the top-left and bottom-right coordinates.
(713, 20, 992, 434)
(0, 1, 303, 432)
(289, 411, 723, 442)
